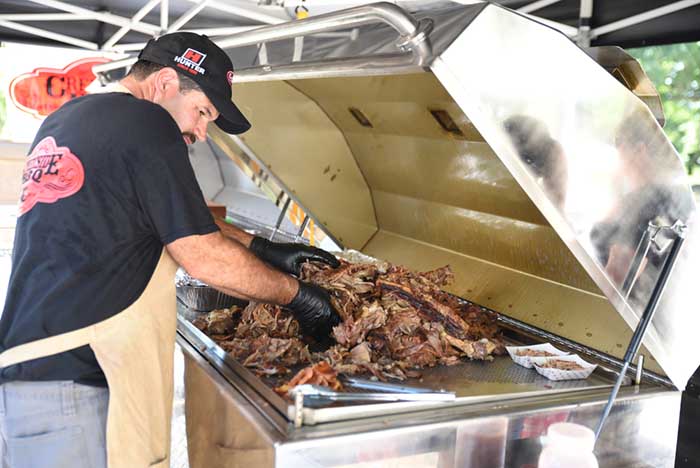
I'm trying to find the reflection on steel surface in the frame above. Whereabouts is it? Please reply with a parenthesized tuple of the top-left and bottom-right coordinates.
(432, 4, 698, 389)
(179, 311, 680, 467)
(215, 0, 698, 388)
(455, 416, 508, 468)
(271, 391, 680, 468)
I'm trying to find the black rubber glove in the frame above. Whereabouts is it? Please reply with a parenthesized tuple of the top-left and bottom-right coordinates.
(286, 281, 341, 340)
(249, 237, 341, 276)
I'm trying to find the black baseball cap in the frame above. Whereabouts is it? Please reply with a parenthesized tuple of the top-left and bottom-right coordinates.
(139, 32, 251, 134)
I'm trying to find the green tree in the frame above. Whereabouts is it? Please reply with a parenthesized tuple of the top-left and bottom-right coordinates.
(630, 42, 700, 181)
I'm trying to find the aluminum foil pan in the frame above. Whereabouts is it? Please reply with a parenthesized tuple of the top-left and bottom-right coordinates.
(176, 284, 238, 312)
(175, 268, 238, 311)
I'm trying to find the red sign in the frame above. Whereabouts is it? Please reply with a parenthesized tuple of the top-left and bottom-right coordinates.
(9, 57, 109, 118)
(19, 136, 85, 217)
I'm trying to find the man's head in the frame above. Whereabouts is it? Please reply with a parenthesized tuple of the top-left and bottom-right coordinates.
(125, 32, 250, 144)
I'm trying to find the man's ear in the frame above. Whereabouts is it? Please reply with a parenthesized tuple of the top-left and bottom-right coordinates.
(153, 67, 180, 99)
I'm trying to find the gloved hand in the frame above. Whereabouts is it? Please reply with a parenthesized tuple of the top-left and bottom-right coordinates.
(286, 281, 341, 340)
(249, 237, 340, 276)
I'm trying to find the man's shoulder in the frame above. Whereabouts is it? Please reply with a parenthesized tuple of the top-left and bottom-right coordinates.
(72, 92, 167, 118)
(66, 92, 181, 139)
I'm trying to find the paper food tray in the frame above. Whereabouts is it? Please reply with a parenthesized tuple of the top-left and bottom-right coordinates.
(505, 343, 569, 369)
(531, 354, 597, 381)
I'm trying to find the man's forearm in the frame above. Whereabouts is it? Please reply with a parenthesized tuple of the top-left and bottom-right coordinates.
(167, 232, 297, 305)
(214, 217, 254, 247)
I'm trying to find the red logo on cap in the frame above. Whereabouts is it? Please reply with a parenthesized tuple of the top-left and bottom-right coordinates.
(226, 70, 234, 85)
(183, 48, 206, 65)
(19, 136, 85, 216)
(174, 48, 207, 76)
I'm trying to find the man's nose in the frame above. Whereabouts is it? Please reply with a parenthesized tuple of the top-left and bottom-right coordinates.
(194, 119, 209, 142)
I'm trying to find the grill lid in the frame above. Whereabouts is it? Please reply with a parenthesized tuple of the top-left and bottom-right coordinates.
(213, 2, 698, 389)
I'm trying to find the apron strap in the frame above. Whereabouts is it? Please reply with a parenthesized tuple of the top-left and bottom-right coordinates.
(0, 324, 96, 369)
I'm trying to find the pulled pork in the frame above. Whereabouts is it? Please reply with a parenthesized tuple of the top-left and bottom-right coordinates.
(274, 361, 342, 395)
(195, 258, 504, 390)
(192, 306, 240, 337)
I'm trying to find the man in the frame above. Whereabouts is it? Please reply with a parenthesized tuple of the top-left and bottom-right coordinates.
(0, 32, 340, 467)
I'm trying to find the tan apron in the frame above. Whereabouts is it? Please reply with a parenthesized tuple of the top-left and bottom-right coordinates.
(0, 249, 178, 468)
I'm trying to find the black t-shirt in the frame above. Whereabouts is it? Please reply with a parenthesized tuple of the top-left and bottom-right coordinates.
(0, 92, 218, 386)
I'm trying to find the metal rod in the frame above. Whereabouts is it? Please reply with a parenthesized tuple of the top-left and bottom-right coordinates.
(184, 0, 286, 25)
(231, 53, 420, 83)
(579, 0, 594, 18)
(623, 236, 685, 364)
(109, 43, 147, 52)
(215, 2, 429, 62)
(635, 355, 644, 385)
(295, 215, 310, 243)
(0, 13, 90, 21)
(184, 26, 352, 38)
(168, 0, 213, 33)
(23, 0, 161, 35)
(595, 231, 686, 441)
(104, 0, 161, 49)
(258, 42, 269, 65)
(293, 36, 305, 62)
(93, 57, 137, 74)
(161, 0, 169, 31)
(518, 0, 563, 14)
(181, 26, 258, 36)
(283, 0, 389, 6)
(576, 0, 593, 46)
(0, 19, 99, 50)
(593, 0, 700, 37)
(621, 223, 655, 299)
(306, 391, 456, 403)
(269, 197, 291, 241)
(91, 3, 428, 75)
(274, 190, 286, 206)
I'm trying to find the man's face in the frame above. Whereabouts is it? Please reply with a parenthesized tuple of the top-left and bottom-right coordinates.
(155, 75, 219, 145)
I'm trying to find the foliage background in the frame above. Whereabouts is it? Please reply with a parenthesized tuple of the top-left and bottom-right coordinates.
(630, 42, 700, 185)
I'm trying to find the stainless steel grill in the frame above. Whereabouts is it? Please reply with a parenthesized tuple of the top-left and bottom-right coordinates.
(175, 2, 696, 466)
(176, 291, 632, 427)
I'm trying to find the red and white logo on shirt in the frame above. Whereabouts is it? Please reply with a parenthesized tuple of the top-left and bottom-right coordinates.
(19, 136, 85, 217)
(174, 48, 207, 76)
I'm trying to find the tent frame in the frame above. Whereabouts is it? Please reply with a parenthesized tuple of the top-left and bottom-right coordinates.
(1, 0, 699, 53)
